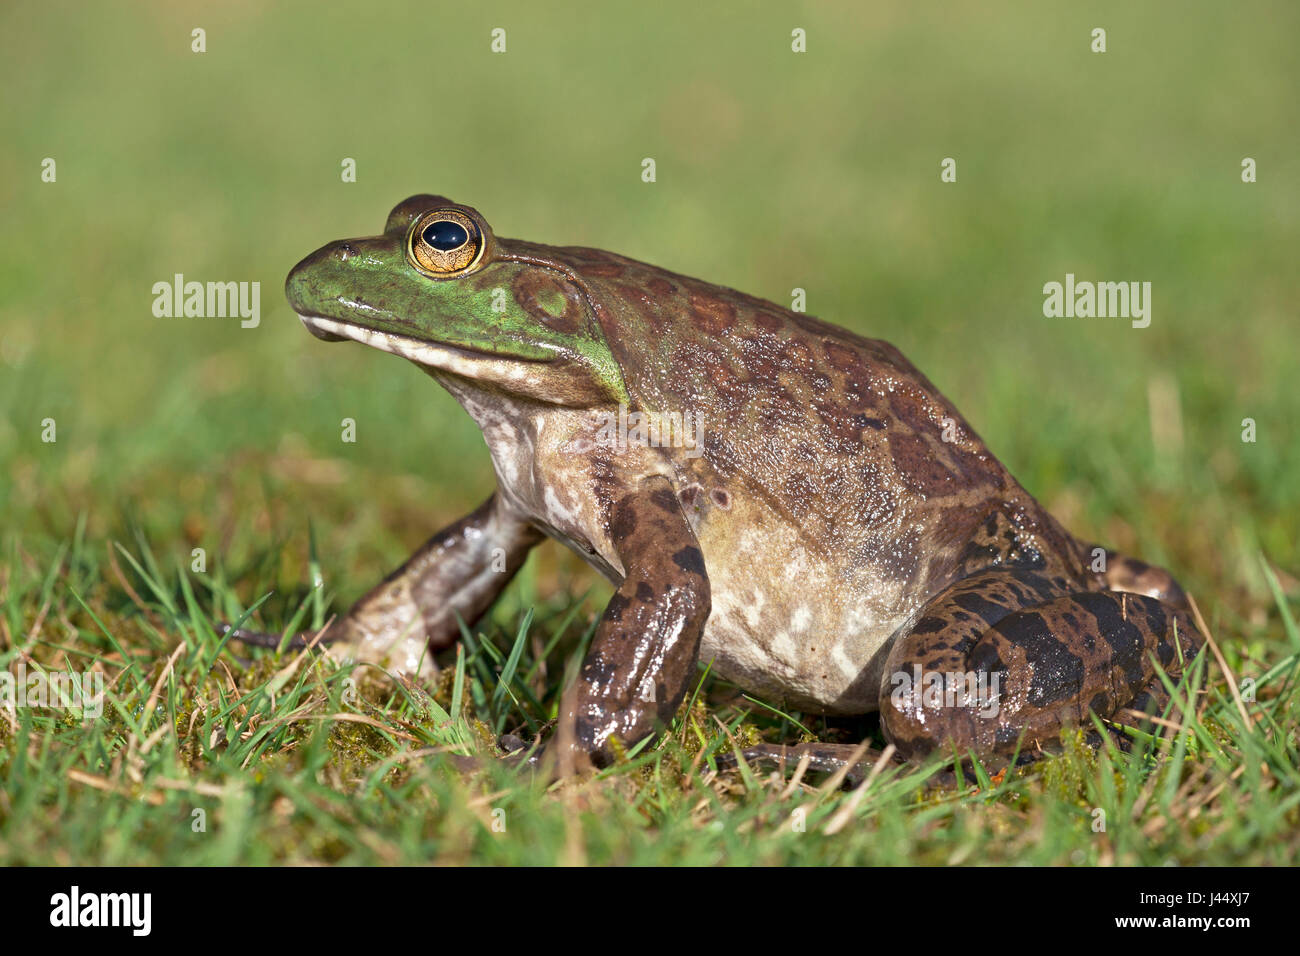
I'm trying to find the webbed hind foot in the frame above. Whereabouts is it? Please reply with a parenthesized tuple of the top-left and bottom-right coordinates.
(713, 742, 891, 788)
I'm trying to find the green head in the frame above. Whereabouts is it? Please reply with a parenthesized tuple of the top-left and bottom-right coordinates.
(286, 195, 627, 406)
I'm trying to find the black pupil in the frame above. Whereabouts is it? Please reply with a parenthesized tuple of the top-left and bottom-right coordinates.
(422, 220, 469, 251)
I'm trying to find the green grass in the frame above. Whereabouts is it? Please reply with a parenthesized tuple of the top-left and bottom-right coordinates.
(1, 532, 1297, 865)
(2, 0, 1298, 864)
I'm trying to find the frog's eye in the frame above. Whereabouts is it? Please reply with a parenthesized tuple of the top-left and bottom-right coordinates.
(407, 209, 485, 277)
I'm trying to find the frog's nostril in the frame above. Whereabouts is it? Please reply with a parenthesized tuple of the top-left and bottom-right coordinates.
(337, 242, 357, 261)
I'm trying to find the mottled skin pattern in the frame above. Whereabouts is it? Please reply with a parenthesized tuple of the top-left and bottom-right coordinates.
(233, 194, 1206, 770)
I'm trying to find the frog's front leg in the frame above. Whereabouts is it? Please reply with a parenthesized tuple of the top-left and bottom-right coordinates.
(878, 568, 1204, 761)
(227, 492, 542, 677)
(555, 478, 711, 766)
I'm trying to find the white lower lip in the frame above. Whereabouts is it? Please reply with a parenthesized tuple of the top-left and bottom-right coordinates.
(298, 313, 435, 362)
(297, 314, 539, 380)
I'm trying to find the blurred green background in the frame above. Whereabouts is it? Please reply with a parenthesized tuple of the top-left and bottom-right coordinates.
(2, 0, 1297, 637)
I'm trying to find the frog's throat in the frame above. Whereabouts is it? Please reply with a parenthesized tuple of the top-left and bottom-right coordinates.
(300, 314, 551, 381)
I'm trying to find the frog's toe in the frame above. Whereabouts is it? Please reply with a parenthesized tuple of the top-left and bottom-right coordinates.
(224, 618, 444, 683)
(715, 742, 887, 788)
(494, 735, 603, 782)
(498, 734, 550, 772)
(499, 733, 529, 754)
(219, 622, 337, 652)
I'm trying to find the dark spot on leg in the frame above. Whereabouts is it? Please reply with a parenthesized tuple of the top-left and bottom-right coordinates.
(994, 725, 1021, 747)
(1127, 689, 1154, 714)
(994, 611, 1085, 707)
(1156, 637, 1175, 668)
(649, 487, 679, 513)
(635, 581, 655, 602)
(954, 591, 1014, 630)
(610, 501, 637, 540)
(581, 653, 618, 685)
(671, 546, 706, 577)
(1077, 592, 1146, 687)
(605, 593, 630, 622)
(968, 644, 1008, 677)
(1144, 601, 1167, 641)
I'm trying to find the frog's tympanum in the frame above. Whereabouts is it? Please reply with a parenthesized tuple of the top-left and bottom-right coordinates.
(244, 195, 1205, 771)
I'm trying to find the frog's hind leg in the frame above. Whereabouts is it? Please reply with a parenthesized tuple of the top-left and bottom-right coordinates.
(878, 568, 1204, 762)
(224, 492, 543, 677)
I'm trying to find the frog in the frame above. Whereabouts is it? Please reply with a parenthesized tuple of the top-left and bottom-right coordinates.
(229, 194, 1205, 773)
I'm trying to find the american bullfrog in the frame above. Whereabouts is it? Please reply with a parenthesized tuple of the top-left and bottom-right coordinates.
(231, 195, 1205, 772)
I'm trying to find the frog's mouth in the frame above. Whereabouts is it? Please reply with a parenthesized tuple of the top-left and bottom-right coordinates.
(296, 313, 553, 376)
(298, 313, 347, 342)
